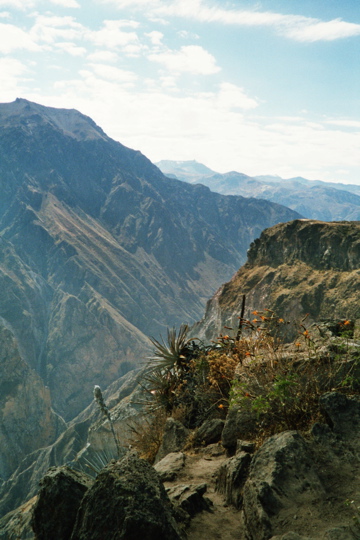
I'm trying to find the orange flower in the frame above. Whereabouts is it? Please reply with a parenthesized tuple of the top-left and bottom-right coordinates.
(223, 335, 230, 340)
(303, 330, 309, 336)
(252, 310, 258, 315)
(344, 320, 351, 326)
(252, 318, 258, 323)
(245, 351, 251, 357)
(244, 392, 251, 397)
(218, 404, 225, 409)
(278, 318, 284, 323)
(295, 342, 301, 347)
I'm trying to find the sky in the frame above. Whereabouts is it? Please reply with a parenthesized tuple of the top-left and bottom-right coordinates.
(0, 0, 360, 184)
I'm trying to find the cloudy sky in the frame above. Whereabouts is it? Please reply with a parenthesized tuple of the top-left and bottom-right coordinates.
(1, 0, 360, 183)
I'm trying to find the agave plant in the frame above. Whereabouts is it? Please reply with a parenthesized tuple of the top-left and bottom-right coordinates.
(148, 324, 193, 375)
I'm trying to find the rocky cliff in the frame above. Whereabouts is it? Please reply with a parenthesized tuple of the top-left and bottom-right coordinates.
(194, 219, 360, 341)
(0, 98, 299, 423)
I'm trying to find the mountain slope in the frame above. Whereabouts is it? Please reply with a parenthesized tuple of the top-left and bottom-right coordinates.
(194, 219, 360, 342)
(0, 99, 299, 421)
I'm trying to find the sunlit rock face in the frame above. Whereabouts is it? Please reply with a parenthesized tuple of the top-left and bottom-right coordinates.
(194, 220, 360, 342)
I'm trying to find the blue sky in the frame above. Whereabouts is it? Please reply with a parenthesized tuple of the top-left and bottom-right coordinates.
(0, 0, 359, 183)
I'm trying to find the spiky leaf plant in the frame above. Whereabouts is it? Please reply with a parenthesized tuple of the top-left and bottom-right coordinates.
(149, 324, 194, 375)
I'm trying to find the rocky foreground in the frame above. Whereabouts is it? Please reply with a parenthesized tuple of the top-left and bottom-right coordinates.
(1, 322, 360, 540)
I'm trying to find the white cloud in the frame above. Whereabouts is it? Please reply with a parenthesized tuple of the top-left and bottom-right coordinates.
(0, 57, 30, 98)
(50, 0, 80, 7)
(0, 0, 36, 8)
(88, 20, 141, 52)
(100, 0, 360, 43)
(30, 15, 85, 45)
(87, 63, 137, 84)
(87, 50, 119, 63)
(145, 30, 163, 45)
(54, 41, 86, 56)
(50, 0, 80, 8)
(0, 22, 40, 52)
(148, 44, 220, 75)
(283, 18, 360, 42)
(217, 82, 259, 110)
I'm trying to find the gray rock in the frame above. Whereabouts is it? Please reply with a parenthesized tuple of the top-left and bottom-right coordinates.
(71, 453, 183, 540)
(166, 483, 213, 518)
(324, 526, 359, 539)
(236, 439, 256, 454)
(221, 405, 257, 453)
(243, 431, 325, 540)
(194, 418, 225, 446)
(155, 418, 190, 463)
(154, 452, 186, 482)
(319, 392, 360, 441)
(30, 466, 93, 540)
(270, 534, 314, 540)
(215, 451, 252, 508)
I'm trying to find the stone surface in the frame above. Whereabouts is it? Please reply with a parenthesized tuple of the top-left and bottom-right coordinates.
(71, 453, 183, 540)
(30, 466, 93, 540)
(194, 418, 225, 447)
(221, 405, 257, 453)
(319, 392, 360, 441)
(215, 451, 252, 508)
(242, 431, 325, 540)
(155, 418, 190, 463)
(154, 452, 186, 482)
(166, 483, 213, 518)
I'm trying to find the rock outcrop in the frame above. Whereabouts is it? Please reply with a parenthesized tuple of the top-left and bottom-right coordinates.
(71, 453, 183, 540)
(195, 220, 360, 341)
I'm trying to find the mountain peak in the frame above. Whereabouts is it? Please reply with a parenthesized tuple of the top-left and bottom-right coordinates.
(0, 98, 107, 142)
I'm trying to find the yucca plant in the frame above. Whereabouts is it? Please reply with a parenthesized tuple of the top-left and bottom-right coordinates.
(148, 324, 194, 375)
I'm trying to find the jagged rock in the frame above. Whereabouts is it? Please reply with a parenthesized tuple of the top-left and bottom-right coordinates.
(221, 405, 257, 453)
(242, 431, 325, 540)
(154, 452, 186, 482)
(236, 440, 256, 454)
(30, 466, 93, 540)
(71, 453, 183, 540)
(195, 220, 360, 342)
(194, 418, 224, 446)
(166, 483, 212, 518)
(215, 451, 252, 508)
(155, 418, 190, 463)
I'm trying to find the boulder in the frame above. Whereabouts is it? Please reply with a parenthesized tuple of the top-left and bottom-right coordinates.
(194, 419, 224, 447)
(71, 453, 183, 540)
(221, 405, 257, 453)
(155, 418, 190, 463)
(215, 451, 252, 508)
(154, 452, 186, 482)
(242, 431, 325, 540)
(30, 466, 93, 540)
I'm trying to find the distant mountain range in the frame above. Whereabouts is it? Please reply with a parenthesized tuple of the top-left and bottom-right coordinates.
(156, 160, 360, 221)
